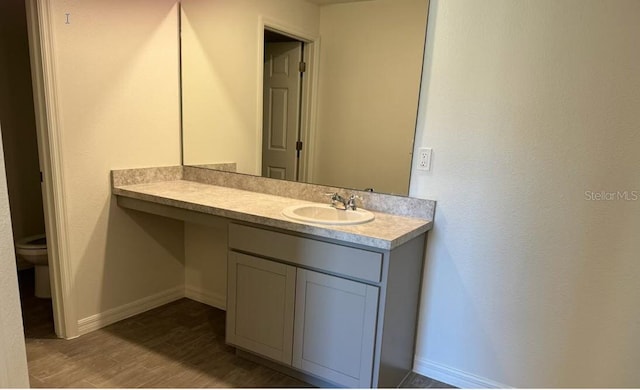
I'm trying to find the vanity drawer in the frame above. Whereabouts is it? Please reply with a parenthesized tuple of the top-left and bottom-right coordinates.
(228, 223, 382, 283)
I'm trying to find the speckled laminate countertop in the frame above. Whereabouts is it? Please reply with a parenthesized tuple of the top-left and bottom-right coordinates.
(113, 180, 432, 250)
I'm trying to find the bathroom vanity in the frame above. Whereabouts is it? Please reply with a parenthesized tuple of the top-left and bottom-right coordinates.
(227, 223, 425, 388)
(111, 166, 435, 388)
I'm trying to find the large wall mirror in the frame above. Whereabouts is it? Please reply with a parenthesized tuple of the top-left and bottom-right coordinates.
(181, 0, 429, 196)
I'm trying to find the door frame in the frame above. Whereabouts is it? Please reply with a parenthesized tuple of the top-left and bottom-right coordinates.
(25, 0, 78, 339)
(257, 17, 320, 183)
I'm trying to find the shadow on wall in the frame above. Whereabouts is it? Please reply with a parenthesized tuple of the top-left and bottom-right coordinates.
(416, 216, 504, 385)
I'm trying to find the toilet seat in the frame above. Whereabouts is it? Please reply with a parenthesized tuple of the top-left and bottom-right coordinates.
(15, 233, 50, 298)
(16, 234, 47, 254)
(15, 234, 48, 265)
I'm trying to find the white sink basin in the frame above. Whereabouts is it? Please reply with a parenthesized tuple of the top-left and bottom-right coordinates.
(282, 204, 375, 225)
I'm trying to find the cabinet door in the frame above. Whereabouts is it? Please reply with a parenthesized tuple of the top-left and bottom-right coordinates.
(227, 251, 296, 365)
(293, 269, 379, 388)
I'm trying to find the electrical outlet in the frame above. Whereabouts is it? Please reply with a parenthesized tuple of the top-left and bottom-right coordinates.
(417, 147, 432, 171)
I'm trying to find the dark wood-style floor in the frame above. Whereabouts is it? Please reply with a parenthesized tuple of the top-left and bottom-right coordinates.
(19, 268, 453, 388)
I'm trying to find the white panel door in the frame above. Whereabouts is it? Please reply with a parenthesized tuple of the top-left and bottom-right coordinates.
(226, 252, 296, 365)
(293, 269, 379, 388)
(262, 42, 302, 180)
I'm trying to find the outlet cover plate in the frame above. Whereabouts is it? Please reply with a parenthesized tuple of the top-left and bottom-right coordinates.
(417, 147, 432, 171)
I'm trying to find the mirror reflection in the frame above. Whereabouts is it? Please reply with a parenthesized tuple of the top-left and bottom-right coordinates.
(181, 0, 429, 195)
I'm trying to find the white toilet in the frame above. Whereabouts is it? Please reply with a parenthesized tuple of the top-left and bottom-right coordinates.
(15, 234, 50, 299)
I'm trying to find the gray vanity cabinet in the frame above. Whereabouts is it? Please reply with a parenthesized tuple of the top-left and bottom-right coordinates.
(227, 222, 426, 388)
(293, 269, 379, 388)
(226, 252, 296, 365)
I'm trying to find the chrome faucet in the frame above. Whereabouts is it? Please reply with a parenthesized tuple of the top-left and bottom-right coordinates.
(326, 192, 348, 210)
(346, 194, 362, 210)
(326, 193, 362, 211)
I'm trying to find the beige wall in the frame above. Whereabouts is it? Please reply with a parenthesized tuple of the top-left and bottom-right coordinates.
(411, 0, 640, 387)
(314, 0, 427, 195)
(0, 0, 46, 241)
(47, 0, 185, 324)
(0, 124, 29, 388)
(181, 0, 320, 174)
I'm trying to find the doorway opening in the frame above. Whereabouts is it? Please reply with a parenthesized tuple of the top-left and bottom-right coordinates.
(0, 0, 73, 343)
(0, 0, 54, 340)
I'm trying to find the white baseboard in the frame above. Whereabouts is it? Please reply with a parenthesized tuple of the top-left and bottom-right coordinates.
(413, 355, 510, 389)
(77, 286, 184, 335)
(185, 286, 226, 310)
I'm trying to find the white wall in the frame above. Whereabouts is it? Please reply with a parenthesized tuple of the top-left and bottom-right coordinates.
(410, 0, 640, 387)
(0, 124, 29, 388)
(314, 0, 427, 195)
(47, 0, 185, 326)
(181, 0, 320, 174)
